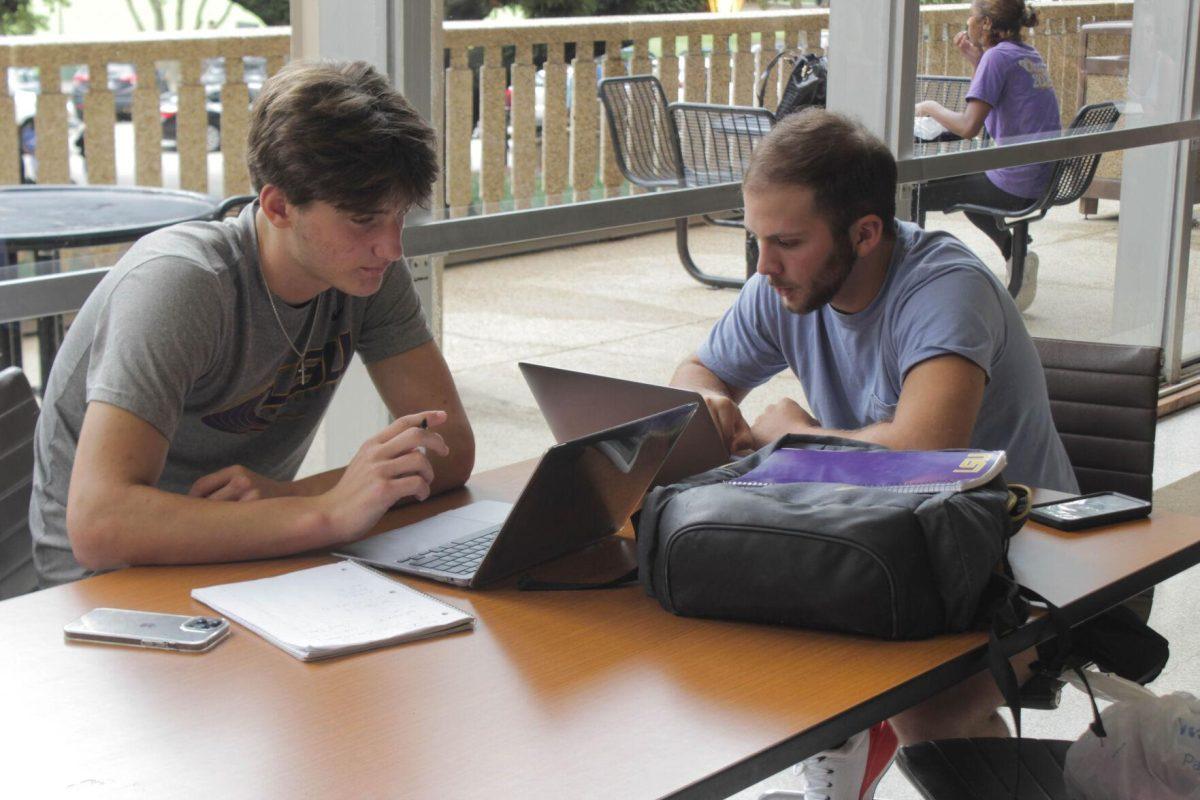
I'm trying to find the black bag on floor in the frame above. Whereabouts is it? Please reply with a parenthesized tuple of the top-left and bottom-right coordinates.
(634, 434, 1028, 640)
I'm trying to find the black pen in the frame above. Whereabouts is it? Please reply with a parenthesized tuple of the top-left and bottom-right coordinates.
(419, 417, 429, 430)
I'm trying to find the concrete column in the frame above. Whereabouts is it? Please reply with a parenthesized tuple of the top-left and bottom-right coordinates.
(826, 0, 918, 157)
(289, 0, 444, 472)
(826, 0, 919, 219)
(1112, 0, 1199, 372)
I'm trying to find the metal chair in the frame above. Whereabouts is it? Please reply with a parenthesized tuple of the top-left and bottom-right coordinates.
(672, 101, 775, 288)
(0, 367, 39, 600)
(897, 738, 1074, 800)
(913, 74, 992, 149)
(212, 194, 257, 219)
(944, 101, 1121, 301)
(598, 75, 775, 289)
(895, 338, 1162, 800)
(1018, 337, 1162, 709)
(916, 74, 973, 114)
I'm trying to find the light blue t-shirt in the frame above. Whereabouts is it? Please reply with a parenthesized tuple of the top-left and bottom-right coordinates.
(698, 220, 1078, 493)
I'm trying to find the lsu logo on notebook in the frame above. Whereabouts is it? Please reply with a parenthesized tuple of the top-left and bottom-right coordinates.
(953, 453, 991, 474)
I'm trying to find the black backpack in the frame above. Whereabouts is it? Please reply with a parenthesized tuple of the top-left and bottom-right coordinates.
(635, 434, 1025, 639)
(758, 50, 828, 119)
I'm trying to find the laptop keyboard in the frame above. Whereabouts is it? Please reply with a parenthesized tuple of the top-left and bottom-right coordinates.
(399, 525, 502, 575)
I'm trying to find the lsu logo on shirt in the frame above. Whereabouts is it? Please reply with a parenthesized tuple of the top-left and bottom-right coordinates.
(202, 330, 354, 434)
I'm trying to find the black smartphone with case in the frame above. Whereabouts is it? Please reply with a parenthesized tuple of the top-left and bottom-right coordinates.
(1030, 491, 1152, 531)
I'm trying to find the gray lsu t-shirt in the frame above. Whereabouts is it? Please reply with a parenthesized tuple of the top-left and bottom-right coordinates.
(31, 203, 432, 587)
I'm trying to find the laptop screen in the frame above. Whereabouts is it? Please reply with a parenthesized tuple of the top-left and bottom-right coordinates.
(518, 362, 730, 486)
(474, 403, 697, 583)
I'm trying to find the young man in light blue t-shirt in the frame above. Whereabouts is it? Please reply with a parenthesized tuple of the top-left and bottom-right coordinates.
(670, 108, 1077, 800)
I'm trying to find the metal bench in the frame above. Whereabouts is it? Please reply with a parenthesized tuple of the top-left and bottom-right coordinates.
(598, 75, 775, 289)
(916, 74, 973, 113)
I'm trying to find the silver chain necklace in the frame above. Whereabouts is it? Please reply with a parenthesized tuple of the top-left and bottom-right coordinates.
(261, 273, 322, 385)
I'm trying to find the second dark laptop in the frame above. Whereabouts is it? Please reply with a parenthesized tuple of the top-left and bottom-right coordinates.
(519, 362, 731, 486)
(336, 403, 697, 588)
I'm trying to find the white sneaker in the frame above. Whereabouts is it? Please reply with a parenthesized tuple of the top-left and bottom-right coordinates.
(1004, 251, 1039, 312)
(759, 721, 898, 800)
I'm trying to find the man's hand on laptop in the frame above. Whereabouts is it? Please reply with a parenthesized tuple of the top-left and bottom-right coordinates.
(697, 391, 755, 456)
(750, 398, 819, 449)
(321, 410, 451, 543)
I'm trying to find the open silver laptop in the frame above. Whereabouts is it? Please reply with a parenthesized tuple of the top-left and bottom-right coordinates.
(519, 362, 731, 486)
(336, 403, 697, 588)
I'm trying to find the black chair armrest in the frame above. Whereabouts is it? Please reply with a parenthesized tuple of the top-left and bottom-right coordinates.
(212, 194, 258, 220)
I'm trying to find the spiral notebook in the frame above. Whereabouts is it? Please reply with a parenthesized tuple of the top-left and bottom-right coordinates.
(192, 561, 474, 661)
(728, 448, 1007, 493)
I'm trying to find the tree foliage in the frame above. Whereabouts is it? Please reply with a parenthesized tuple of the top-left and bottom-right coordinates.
(445, 0, 495, 20)
(0, 0, 70, 35)
(121, 0, 241, 31)
(236, 0, 287, 25)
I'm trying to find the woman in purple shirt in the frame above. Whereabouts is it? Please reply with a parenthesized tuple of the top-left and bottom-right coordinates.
(913, 0, 1061, 310)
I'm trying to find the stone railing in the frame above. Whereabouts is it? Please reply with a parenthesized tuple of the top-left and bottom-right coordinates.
(0, 28, 290, 196)
(443, 9, 827, 216)
(1, 3, 1133, 210)
(443, 0, 1133, 215)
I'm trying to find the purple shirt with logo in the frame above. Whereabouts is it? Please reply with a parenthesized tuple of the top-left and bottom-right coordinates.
(968, 40, 1061, 199)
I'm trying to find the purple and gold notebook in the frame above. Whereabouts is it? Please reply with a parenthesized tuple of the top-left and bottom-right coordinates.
(728, 448, 1007, 493)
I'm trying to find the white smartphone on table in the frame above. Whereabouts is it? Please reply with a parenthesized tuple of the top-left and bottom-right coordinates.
(64, 608, 230, 653)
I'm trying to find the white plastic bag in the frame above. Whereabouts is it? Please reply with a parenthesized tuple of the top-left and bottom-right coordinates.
(1064, 670, 1200, 799)
(913, 115, 949, 142)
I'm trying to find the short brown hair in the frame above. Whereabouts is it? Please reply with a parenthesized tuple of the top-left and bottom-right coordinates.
(247, 60, 438, 213)
(973, 0, 1038, 47)
(744, 109, 897, 238)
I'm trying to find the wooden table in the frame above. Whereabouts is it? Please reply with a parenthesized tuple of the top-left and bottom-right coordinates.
(4, 463, 1200, 799)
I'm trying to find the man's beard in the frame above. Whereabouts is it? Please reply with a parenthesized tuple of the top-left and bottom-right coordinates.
(771, 234, 857, 315)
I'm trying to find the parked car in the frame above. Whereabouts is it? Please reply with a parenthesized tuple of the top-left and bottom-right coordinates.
(70, 63, 167, 120)
(159, 88, 223, 153)
(157, 58, 266, 153)
(160, 80, 262, 154)
(199, 56, 267, 93)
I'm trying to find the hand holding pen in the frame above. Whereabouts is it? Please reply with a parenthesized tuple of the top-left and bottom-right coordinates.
(321, 410, 450, 542)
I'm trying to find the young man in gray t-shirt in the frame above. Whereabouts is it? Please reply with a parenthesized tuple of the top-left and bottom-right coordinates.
(670, 110, 1074, 799)
(31, 60, 474, 588)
